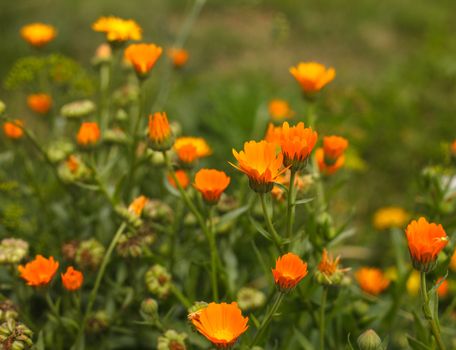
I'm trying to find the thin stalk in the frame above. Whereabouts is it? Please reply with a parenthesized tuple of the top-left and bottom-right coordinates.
(74, 222, 127, 347)
(258, 193, 283, 253)
(163, 152, 220, 300)
(250, 292, 285, 347)
(208, 206, 219, 301)
(286, 168, 297, 239)
(170, 284, 192, 309)
(420, 271, 446, 350)
(319, 287, 328, 350)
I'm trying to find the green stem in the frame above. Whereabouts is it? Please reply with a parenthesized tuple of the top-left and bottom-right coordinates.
(163, 152, 220, 300)
(250, 292, 285, 347)
(208, 206, 219, 301)
(286, 168, 297, 239)
(258, 193, 283, 253)
(170, 284, 192, 309)
(74, 222, 127, 347)
(420, 271, 446, 350)
(319, 287, 327, 350)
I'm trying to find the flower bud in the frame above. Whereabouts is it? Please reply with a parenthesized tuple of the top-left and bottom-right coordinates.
(140, 298, 159, 322)
(157, 329, 187, 350)
(0, 300, 18, 322)
(113, 85, 139, 107)
(236, 287, 266, 311)
(75, 239, 105, 270)
(61, 240, 80, 261)
(357, 329, 383, 350)
(0, 238, 28, 265)
(145, 265, 171, 299)
(0, 319, 33, 350)
(86, 311, 109, 334)
(46, 140, 74, 163)
(60, 100, 96, 119)
(117, 227, 155, 258)
(0, 101, 6, 115)
(103, 128, 127, 145)
(92, 43, 112, 66)
(316, 212, 336, 239)
(58, 155, 92, 184)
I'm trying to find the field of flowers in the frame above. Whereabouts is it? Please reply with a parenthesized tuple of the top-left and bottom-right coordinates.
(0, 1, 456, 349)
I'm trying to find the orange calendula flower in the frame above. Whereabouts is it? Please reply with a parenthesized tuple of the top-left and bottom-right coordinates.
(124, 43, 162, 77)
(373, 207, 409, 230)
(92, 16, 142, 42)
(27, 93, 52, 115)
(66, 155, 80, 173)
(61, 266, 83, 291)
(77, 122, 101, 146)
(194, 169, 231, 205)
(3, 120, 24, 139)
(20, 23, 56, 47)
(315, 148, 344, 175)
(315, 249, 348, 285)
(230, 140, 285, 193)
(168, 170, 190, 189)
(436, 277, 448, 298)
(322, 136, 348, 162)
(279, 122, 318, 170)
(268, 99, 294, 121)
(272, 252, 308, 292)
(450, 249, 456, 272)
(168, 47, 189, 68)
(405, 217, 448, 272)
(174, 137, 211, 161)
(191, 302, 249, 348)
(264, 123, 283, 146)
(128, 195, 148, 216)
(289, 61, 335, 94)
(148, 112, 174, 151)
(18, 255, 59, 286)
(355, 267, 390, 295)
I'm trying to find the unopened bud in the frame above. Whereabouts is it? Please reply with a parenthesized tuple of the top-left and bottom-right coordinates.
(357, 329, 382, 350)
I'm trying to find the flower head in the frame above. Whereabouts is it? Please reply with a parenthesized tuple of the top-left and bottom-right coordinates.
(373, 207, 409, 230)
(128, 195, 148, 217)
(289, 61, 335, 94)
(194, 169, 231, 205)
(315, 148, 344, 175)
(268, 99, 294, 121)
(315, 249, 348, 285)
(230, 140, 285, 193)
(18, 255, 59, 286)
(174, 137, 211, 165)
(168, 170, 190, 189)
(191, 302, 249, 348)
(27, 93, 52, 115)
(92, 16, 142, 42)
(20, 23, 56, 47)
(61, 266, 83, 291)
(148, 112, 174, 151)
(124, 43, 162, 77)
(355, 267, 390, 295)
(405, 217, 448, 272)
(77, 122, 100, 146)
(66, 155, 80, 174)
(272, 252, 308, 292)
(3, 120, 24, 139)
(279, 122, 318, 170)
(168, 48, 189, 68)
(323, 136, 348, 161)
(264, 123, 283, 146)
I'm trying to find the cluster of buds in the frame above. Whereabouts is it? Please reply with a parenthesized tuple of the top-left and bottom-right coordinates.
(46, 140, 74, 163)
(116, 226, 155, 258)
(0, 300, 18, 323)
(236, 287, 266, 311)
(0, 239, 28, 265)
(58, 155, 91, 184)
(0, 319, 33, 350)
(145, 265, 172, 299)
(157, 329, 187, 350)
(75, 239, 105, 270)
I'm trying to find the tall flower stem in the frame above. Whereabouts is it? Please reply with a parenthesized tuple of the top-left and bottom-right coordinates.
(73, 222, 127, 348)
(420, 271, 446, 350)
(319, 287, 328, 350)
(250, 292, 285, 347)
(163, 152, 220, 300)
(258, 193, 283, 253)
(286, 168, 297, 239)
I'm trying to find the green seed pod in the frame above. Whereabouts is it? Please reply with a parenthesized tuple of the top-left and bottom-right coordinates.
(86, 311, 109, 334)
(60, 100, 96, 119)
(0, 300, 18, 322)
(75, 239, 105, 270)
(157, 329, 187, 350)
(140, 298, 159, 322)
(0, 238, 29, 265)
(357, 329, 383, 350)
(236, 287, 266, 311)
(0, 319, 33, 350)
(145, 265, 171, 299)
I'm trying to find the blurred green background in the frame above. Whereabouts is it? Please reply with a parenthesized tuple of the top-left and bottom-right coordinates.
(1, 0, 456, 228)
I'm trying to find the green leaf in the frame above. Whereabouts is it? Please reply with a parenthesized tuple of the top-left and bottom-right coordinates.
(250, 313, 260, 329)
(407, 335, 432, 350)
(294, 197, 314, 206)
(249, 215, 272, 241)
(346, 333, 355, 350)
(292, 327, 313, 350)
(273, 182, 288, 193)
(216, 205, 249, 227)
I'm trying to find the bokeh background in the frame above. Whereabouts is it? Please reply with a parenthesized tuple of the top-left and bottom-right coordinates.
(1, 0, 456, 233)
